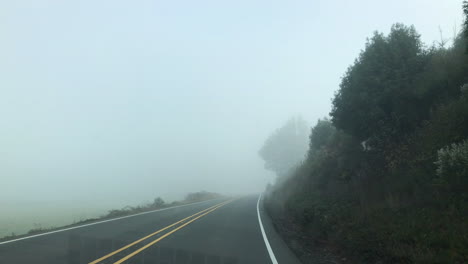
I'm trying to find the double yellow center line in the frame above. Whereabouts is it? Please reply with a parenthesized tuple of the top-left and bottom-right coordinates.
(89, 199, 233, 264)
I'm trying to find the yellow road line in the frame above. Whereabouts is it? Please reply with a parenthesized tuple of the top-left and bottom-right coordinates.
(113, 199, 234, 264)
(88, 200, 230, 264)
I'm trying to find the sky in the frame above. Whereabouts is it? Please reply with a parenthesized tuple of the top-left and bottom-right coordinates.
(0, 0, 464, 234)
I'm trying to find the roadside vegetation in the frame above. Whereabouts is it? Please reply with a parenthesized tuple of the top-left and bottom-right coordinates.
(106, 191, 223, 218)
(0, 191, 223, 242)
(263, 2, 468, 263)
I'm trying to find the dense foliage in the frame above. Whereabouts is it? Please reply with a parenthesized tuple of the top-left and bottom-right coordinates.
(265, 4, 468, 263)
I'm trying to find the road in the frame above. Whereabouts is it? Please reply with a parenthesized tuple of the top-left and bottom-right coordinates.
(0, 195, 301, 264)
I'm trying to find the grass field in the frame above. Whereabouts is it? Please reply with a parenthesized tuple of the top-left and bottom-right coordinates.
(0, 202, 110, 238)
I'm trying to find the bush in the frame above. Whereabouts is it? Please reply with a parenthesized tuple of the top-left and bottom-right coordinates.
(152, 197, 165, 208)
(184, 191, 222, 202)
(434, 140, 468, 193)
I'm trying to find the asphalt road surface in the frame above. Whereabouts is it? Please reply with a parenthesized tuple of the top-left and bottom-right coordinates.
(0, 195, 301, 264)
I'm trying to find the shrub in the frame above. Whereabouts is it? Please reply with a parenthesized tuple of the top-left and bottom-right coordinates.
(434, 140, 468, 193)
(152, 197, 165, 208)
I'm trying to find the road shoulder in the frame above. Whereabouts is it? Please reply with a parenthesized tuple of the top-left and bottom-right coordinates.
(257, 194, 302, 264)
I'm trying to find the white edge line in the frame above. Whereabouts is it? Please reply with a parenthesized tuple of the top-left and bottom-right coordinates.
(0, 199, 220, 245)
(257, 193, 279, 264)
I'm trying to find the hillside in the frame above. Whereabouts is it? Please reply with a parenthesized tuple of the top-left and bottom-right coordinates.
(265, 3, 468, 264)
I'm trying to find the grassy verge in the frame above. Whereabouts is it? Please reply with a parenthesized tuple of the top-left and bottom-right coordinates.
(0, 191, 223, 243)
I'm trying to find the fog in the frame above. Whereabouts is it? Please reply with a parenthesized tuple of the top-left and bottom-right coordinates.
(0, 0, 463, 237)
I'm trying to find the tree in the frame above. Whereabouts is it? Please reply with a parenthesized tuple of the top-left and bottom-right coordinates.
(330, 24, 429, 147)
(152, 197, 165, 208)
(259, 117, 309, 177)
(308, 118, 336, 157)
(464, 1, 468, 53)
(464, 1, 468, 36)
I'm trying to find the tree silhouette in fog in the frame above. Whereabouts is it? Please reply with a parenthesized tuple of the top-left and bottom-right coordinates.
(259, 117, 309, 177)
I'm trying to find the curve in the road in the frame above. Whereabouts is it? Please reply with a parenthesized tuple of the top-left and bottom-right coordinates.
(257, 194, 279, 264)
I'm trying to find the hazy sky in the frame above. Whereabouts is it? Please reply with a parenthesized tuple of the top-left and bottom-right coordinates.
(1, 0, 464, 212)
